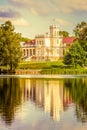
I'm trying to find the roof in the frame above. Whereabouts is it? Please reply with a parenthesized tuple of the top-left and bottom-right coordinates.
(23, 39, 36, 45)
(63, 37, 76, 46)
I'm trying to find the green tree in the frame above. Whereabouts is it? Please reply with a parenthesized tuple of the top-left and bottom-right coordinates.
(64, 41, 86, 67)
(21, 37, 31, 42)
(59, 31, 69, 37)
(73, 22, 87, 64)
(0, 21, 22, 72)
(73, 21, 87, 40)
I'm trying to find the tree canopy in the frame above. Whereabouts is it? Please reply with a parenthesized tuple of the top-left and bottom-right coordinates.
(73, 21, 87, 63)
(0, 20, 22, 72)
(21, 37, 31, 42)
(63, 40, 86, 67)
(59, 31, 69, 37)
(73, 21, 87, 40)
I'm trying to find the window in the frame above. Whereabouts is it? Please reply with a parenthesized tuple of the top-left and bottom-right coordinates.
(57, 31, 59, 36)
(36, 41, 38, 45)
(24, 49, 25, 56)
(57, 49, 59, 54)
(55, 31, 56, 36)
(57, 40, 59, 44)
(33, 49, 35, 55)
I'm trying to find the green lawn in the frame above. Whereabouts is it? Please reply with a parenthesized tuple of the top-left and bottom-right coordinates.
(18, 60, 64, 70)
(1, 60, 87, 74)
(17, 60, 87, 74)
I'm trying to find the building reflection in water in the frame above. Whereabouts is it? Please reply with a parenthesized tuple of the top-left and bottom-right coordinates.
(20, 78, 72, 121)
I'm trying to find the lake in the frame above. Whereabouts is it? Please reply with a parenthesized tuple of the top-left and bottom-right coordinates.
(0, 75, 87, 130)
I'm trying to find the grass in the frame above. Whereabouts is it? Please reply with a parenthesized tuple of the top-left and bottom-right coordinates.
(41, 68, 87, 74)
(1, 60, 87, 74)
(17, 60, 87, 74)
(18, 60, 64, 70)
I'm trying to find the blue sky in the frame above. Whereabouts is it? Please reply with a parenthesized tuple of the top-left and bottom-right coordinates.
(0, 0, 87, 38)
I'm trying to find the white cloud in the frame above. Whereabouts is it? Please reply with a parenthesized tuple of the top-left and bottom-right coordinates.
(54, 18, 72, 26)
(30, 8, 38, 16)
(0, 5, 30, 27)
(12, 18, 30, 26)
(0, 17, 30, 27)
(9, 0, 53, 16)
(0, 5, 21, 18)
(53, 0, 87, 13)
(9, 0, 87, 16)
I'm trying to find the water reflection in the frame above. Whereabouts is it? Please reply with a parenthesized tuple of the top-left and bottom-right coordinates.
(21, 79, 72, 121)
(0, 77, 87, 127)
(0, 78, 22, 125)
(64, 78, 87, 123)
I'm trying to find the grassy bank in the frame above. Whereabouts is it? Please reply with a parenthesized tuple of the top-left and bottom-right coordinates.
(17, 61, 87, 74)
(40, 68, 87, 74)
(1, 61, 87, 74)
(18, 60, 64, 70)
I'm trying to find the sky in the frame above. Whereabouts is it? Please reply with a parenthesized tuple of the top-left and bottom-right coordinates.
(0, 0, 87, 38)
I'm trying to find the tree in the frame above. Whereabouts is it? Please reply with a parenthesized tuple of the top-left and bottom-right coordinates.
(64, 41, 86, 67)
(0, 21, 22, 72)
(59, 31, 69, 37)
(21, 37, 31, 42)
(73, 21, 87, 40)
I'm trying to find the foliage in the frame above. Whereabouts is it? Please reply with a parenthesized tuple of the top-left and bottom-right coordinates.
(59, 30, 69, 37)
(41, 68, 87, 74)
(73, 21, 87, 40)
(0, 21, 22, 72)
(63, 40, 86, 67)
(21, 37, 31, 42)
(78, 40, 87, 51)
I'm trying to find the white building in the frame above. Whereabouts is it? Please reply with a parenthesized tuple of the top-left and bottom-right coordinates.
(22, 24, 64, 61)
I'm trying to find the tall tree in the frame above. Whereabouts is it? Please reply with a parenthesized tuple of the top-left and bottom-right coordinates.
(64, 41, 86, 67)
(73, 21, 87, 62)
(73, 21, 87, 40)
(0, 21, 22, 72)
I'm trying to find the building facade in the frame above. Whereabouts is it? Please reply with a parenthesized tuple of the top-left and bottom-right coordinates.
(21, 25, 65, 61)
(21, 40, 36, 61)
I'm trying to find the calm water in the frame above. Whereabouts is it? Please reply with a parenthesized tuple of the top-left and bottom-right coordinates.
(0, 76, 87, 130)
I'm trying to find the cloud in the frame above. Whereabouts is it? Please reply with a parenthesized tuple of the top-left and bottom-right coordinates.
(0, 17, 30, 27)
(54, 18, 72, 26)
(0, 10, 19, 18)
(0, 6, 20, 18)
(8, 0, 87, 16)
(12, 18, 30, 26)
(52, 0, 87, 13)
(8, 0, 53, 16)
(30, 8, 38, 16)
(0, 5, 29, 27)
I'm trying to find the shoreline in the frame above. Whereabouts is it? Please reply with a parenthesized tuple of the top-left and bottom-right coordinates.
(0, 74, 87, 79)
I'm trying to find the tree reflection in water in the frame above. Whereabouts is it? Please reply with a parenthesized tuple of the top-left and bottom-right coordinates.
(64, 78, 87, 123)
(0, 78, 22, 125)
(0, 77, 87, 126)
